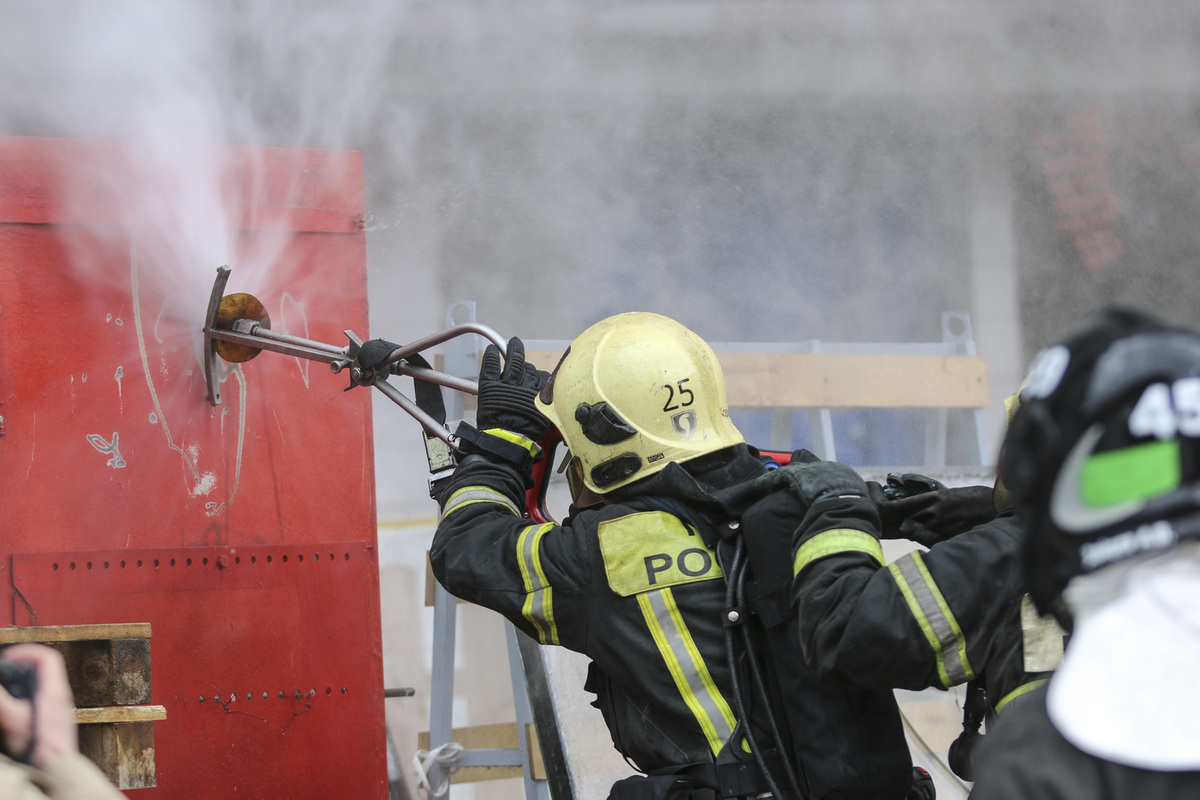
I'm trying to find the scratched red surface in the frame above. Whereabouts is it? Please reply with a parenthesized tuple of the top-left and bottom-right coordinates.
(0, 136, 387, 797)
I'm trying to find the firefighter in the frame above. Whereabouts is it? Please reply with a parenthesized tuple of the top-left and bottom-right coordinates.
(428, 312, 918, 800)
(735, 397, 1066, 780)
(967, 306, 1200, 797)
(0, 644, 127, 799)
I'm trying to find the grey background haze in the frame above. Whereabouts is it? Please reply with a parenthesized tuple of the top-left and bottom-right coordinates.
(4, 2, 1200, 796)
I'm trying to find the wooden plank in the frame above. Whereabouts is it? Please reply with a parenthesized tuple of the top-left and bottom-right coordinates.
(418, 722, 545, 783)
(524, 350, 565, 378)
(525, 721, 546, 782)
(523, 349, 568, 373)
(0, 623, 152, 644)
(525, 350, 989, 410)
(76, 705, 168, 725)
(425, 552, 465, 608)
(425, 554, 437, 607)
(52, 638, 152, 707)
(77, 719, 157, 790)
(720, 353, 989, 409)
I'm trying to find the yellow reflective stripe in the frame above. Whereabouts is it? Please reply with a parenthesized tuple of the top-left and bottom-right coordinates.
(517, 523, 559, 645)
(440, 485, 521, 521)
(638, 588, 736, 756)
(793, 529, 884, 577)
(482, 428, 542, 459)
(994, 679, 1049, 714)
(888, 552, 975, 688)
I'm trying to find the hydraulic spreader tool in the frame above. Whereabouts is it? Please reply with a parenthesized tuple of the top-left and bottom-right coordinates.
(201, 265, 564, 520)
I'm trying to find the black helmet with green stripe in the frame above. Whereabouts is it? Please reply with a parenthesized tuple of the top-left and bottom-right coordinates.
(998, 305, 1200, 616)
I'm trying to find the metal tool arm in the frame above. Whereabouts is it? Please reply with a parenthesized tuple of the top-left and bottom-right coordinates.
(201, 266, 505, 448)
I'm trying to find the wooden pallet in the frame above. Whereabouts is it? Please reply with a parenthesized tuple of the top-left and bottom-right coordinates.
(1, 623, 164, 790)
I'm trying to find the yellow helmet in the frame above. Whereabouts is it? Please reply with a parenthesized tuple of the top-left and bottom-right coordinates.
(536, 312, 744, 494)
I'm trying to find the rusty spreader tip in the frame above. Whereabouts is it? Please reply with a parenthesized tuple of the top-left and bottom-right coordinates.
(213, 292, 271, 363)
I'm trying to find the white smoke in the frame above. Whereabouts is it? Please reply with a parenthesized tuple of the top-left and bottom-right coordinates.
(0, 0, 410, 325)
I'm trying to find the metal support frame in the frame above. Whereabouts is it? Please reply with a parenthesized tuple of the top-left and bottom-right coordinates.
(424, 583, 554, 799)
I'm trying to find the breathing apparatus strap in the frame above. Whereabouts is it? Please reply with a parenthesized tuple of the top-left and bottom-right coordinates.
(721, 533, 807, 800)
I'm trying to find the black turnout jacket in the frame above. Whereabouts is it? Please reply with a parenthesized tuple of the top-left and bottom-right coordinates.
(784, 497, 1060, 711)
(431, 445, 913, 800)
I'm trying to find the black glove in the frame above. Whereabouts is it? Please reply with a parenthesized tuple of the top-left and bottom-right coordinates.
(788, 448, 823, 465)
(767, 459, 871, 507)
(868, 474, 997, 548)
(718, 451, 865, 522)
(357, 338, 400, 371)
(881, 472, 947, 500)
(476, 337, 550, 442)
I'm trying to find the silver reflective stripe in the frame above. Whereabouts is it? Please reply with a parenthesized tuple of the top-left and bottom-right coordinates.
(889, 551, 974, 687)
(440, 486, 521, 521)
(638, 588, 735, 755)
(518, 523, 559, 645)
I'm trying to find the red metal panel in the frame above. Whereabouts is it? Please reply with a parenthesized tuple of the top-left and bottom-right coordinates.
(0, 136, 386, 798)
(13, 544, 383, 796)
